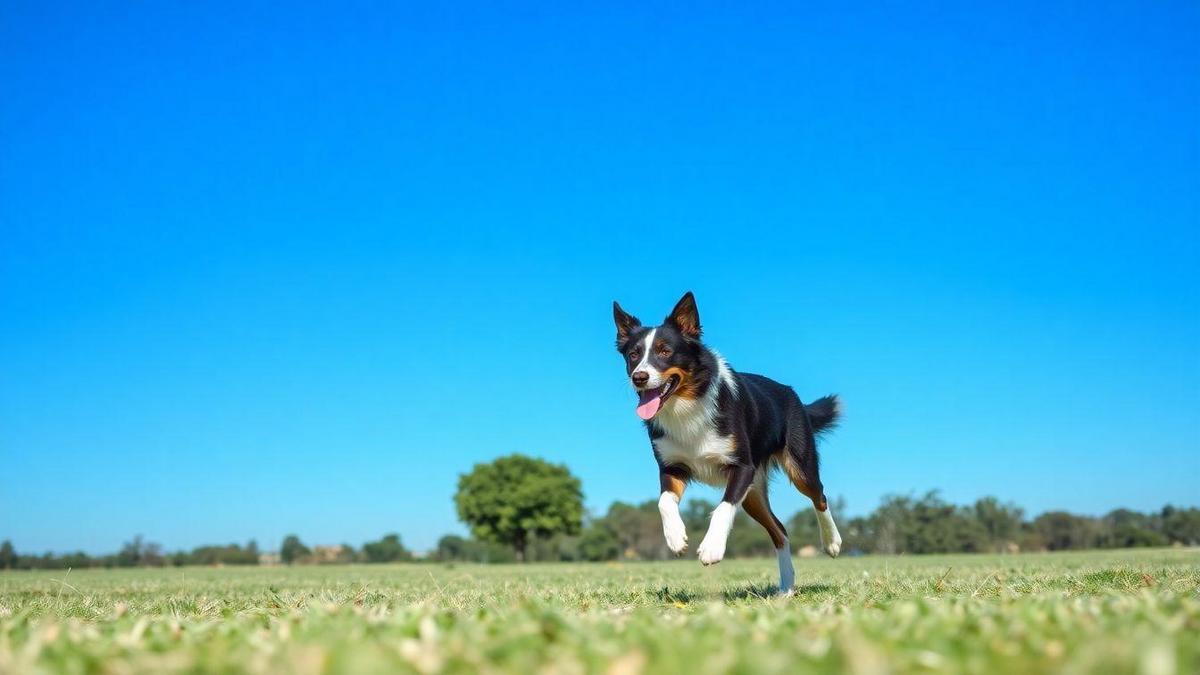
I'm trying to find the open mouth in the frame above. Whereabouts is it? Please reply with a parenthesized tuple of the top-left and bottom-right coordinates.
(635, 375, 681, 420)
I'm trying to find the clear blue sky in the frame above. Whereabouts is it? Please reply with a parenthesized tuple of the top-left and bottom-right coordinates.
(2, 1, 1197, 555)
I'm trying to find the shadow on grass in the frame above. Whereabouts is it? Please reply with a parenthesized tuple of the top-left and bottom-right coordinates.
(794, 583, 836, 596)
(654, 581, 838, 605)
(724, 582, 836, 602)
(652, 586, 701, 605)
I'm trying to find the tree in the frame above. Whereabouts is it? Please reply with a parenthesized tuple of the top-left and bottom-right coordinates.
(0, 540, 15, 569)
(1032, 512, 1102, 551)
(434, 535, 472, 561)
(866, 492, 987, 554)
(115, 535, 165, 567)
(1101, 509, 1167, 548)
(432, 534, 516, 563)
(578, 521, 620, 561)
(361, 534, 412, 563)
(681, 499, 715, 536)
(603, 500, 665, 559)
(1161, 506, 1200, 545)
(280, 535, 310, 564)
(455, 454, 584, 561)
(973, 497, 1024, 552)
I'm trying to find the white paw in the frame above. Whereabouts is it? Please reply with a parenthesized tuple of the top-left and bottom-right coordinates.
(821, 528, 842, 558)
(697, 502, 736, 566)
(697, 533, 726, 565)
(663, 516, 688, 554)
(820, 526, 840, 557)
(658, 493, 688, 554)
(817, 509, 842, 558)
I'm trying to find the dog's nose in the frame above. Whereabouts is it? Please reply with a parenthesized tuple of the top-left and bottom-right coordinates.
(631, 371, 649, 387)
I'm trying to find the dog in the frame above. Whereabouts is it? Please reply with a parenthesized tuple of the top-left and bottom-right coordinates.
(613, 291, 842, 593)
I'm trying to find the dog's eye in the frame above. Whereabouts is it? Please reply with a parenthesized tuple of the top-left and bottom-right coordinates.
(628, 351, 641, 362)
(657, 346, 672, 357)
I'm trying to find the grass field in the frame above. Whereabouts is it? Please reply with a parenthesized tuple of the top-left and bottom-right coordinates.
(1, 548, 1197, 674)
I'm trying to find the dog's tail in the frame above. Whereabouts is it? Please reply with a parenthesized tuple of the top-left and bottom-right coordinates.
(805, 395, 841, 435)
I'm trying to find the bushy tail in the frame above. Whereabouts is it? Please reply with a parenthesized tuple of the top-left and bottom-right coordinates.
(805, 395, 841, 435)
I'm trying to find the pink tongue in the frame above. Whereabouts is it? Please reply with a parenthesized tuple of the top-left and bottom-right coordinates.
(636, 389, 663, 420)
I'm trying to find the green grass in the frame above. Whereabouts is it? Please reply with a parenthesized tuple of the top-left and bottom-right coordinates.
(1, 548, 1197, 674)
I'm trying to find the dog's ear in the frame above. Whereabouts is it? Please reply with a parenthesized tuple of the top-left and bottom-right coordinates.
(666, 291, 701, 339)
(613, 301, 641, 347)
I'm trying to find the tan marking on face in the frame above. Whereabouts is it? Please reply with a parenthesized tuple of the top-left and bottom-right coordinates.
(660, 366, 704, 400)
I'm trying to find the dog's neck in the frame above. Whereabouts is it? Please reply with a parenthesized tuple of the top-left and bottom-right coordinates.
(653, 347, 736, 439)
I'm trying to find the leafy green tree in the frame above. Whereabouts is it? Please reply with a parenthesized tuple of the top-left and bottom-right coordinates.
(0, 538, 15, 564)
(434, 535, 472, 561)
(578, 521, 620, 561)
(115, 535, 165, 567)
(678, 499, 717, 538)
(1101, 509, 1167, 548)
(0, 540, 14, 569)
(1161, 506, 1200, 545)
(183, 542, 260, 566)
(603, 500, 665, 559)
(280, 535, 310, 564)
(527, 533, 583, 562)
(455, 454, 583, 561)
(841, 515, 876, 554)
(868, 492, 988, 554)
(973, 497, 1024, 552)
(432, 534, 516, 563)
(361, 534, 412, 563)
(1032, 512, 1102, 551)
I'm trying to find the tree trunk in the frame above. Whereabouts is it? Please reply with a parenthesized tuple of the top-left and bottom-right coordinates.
(514, 531, 526, 562)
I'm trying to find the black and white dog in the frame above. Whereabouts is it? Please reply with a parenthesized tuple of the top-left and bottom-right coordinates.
(613, 292, 842, 592)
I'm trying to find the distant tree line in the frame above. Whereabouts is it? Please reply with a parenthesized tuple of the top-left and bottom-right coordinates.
(278, 533, 414, 564)
(434, 492, 1200, 563)
(840, 493, 1200, 555)
(3, 483, 1198, 570)
(0, 536, 259, 570)
(439, 456, 1200, 562)
(0, 532, 416, 570)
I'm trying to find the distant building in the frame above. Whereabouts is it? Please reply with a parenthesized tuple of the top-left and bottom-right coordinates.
(312, 545, 352, 564)
(258, 551, 282, 566)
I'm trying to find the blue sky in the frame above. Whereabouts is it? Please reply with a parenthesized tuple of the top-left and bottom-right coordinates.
(2, 1, 1197, 555)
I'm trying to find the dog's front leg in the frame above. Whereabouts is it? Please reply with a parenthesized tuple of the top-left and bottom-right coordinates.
(658, 466, 689, 554)
(697, 463, 755, 565)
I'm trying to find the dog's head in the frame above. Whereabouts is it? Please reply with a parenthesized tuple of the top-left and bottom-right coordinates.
(613, 291, 707, 421)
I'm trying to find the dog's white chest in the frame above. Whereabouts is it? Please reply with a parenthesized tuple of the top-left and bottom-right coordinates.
(652, 417, 736, 487)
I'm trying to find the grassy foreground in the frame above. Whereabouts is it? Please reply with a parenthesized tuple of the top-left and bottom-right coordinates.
(0, 548, 1197, 674)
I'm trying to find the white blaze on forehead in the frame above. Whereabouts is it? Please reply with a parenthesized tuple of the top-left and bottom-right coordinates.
(633, 328, 664, 387)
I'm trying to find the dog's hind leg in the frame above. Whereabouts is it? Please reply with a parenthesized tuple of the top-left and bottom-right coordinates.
(782, 404, 842, 558)
(742, 483, 794, 593)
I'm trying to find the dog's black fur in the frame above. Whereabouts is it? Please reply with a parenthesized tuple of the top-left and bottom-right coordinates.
(613, 291, 841, 565)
